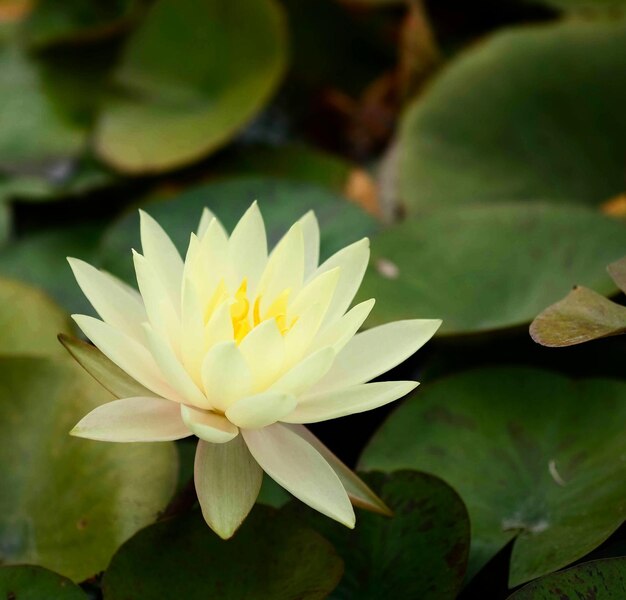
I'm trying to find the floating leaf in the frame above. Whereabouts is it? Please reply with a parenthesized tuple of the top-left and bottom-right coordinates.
(530, 286, 626, 347)
(0, 277, 73, 356)
(94, 0, 288, 173)
(0, 565, 86, 599)
(607, 256, 626, 293)
(357, 203, 626, 335)
(360, 367, 626, 587)
(98, 176, 379, 284)
(509, 557, 626, 599)
(284, 470, 470, 599)
(398, 20, 626, 212)
(0, 224, 104, 314)
(102, 506, 343, 599)
(528, 0, 626, 12)
(0, 356, 178, 581)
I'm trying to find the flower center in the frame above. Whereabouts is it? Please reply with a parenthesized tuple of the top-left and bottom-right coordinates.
(205, 279, 298, 344)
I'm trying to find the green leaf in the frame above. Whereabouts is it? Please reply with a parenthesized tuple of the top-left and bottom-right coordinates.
(102, 506, 343, 599)
(0, 565, 86, 599)
(0, 42, 87, 169)
(0, 277, 73, 357)
(360, 367, 626, 587)
(529, 0, 626, 12)
(98, 176, 379, 284)
(0, 356, 178, 581)
(284, 470, 470, 600)
(398, 20, 626, 212)
(59, 334, 154, 398)
(0, 224, 104, 314)
(94, 0, 288, 173)
(22, 0, 139, 48)
(530, 286, 626, 347)
(357, 203, 626, 335)
(508, 557, 626, 599)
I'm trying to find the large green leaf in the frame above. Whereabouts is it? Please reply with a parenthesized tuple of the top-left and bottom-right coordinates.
(0, 277, 73, 356)
(509, 557, 626, 599)
(529, 0, 626, 11)
(398, 19, 626, 212)
(358, 203, 626, 335)
(360, 367, 626, 587)
(102, 506, 343, 599)
(0, 224, 104, 314)
(0, 565, 86, 599)
(0, 356, 178, 581)
(93, 0, 288, 173)
(98, 176, 379, 284)
(284, 471, 470, 600)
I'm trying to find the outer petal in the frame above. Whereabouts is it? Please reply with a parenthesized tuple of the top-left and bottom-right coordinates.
(72, 314, 183, 402)
(204, 301, 235, 349)
(228, 201, 268, 293)
(139, 210, 183, 308)
(313, 238, 370, 325)
(238, 320, 285, 391)
(242, 423, 355, 528)
(284, 380, 418, 424)
(68, 258, 146, 341)
(195, 436, 263, 539)
(71, 397, 190, 442)
(310, 299, 375, 354)
(181, 405, 239, 443)
(196, 207, 227, 239)
(226, 391, 297, 429)
(201, 342, 252, 411)
(298, 210, 320, 278)
(287, 424, 392, 516)
(144, 324, 209, 409)
(269, 347, 335, 397)
(180, 276, 206, 385)
(313, 319, 442, 393)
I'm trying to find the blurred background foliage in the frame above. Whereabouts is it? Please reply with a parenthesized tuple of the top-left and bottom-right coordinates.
(1, 0, 626, 598)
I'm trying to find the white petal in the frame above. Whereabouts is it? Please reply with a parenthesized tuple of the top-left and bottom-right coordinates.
(133, 250, 180, 351)
(204, 300, 234, 349)
(310, 299, 375, 353)
(313, 319, 442, 393)
(181, 405, 239, 443)
(243, 424, 355, 528)
(195, 436, 263, 539)
(144, 324, 209, 409)
(197, 208, 226, 239)
(298, 211, 320, 278)
(195, 220, 230, 303)
(68, 258, 146, 341)
(284, 380, 418, 424)
(226, 391, 297, 429)
(289, 267, 340, 323)
(269, 347, 335, 397)
(180, 276, 206, 385)
(71, 397, 190, 442)
(287, 424, 392, 516)
(201, 342, 252, 411)
(72, 314, 183, 402)
(313, 238, 370, 325)
(229, 202, 268, 294)
(139, 210, 183, 308)
(283, 303, 326, 368)
(238, 320, 285, 391)
(258, 223, 304, 313)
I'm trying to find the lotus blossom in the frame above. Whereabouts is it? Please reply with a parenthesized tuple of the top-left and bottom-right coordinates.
(67, 202, 440, 538)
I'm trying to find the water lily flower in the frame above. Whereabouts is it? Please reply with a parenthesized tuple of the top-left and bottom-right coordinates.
(66, 203, 440, 538)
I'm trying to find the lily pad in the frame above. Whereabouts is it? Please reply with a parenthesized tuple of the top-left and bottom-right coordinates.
(509, 557, 626, 599)
(530, 286, 626, 347)
(102, 506, 343, 599)
(0, 565, 86, 599)
(0, 277, 73, 356)
(0, 356, 178, 581)
(94, 0, 288, 173)
(98, 176, 379, 284)
(529, 0, 626, 11)
(0, 224, 105, 314)
(360, 367, 626, 587)
(284, 470, 470, 599)
(398, 19, 626, 212)
(357, 203, 626, 335)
